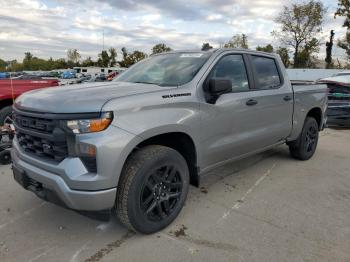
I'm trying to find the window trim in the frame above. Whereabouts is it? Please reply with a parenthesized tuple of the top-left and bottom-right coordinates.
(203, 53, 252, 94)
(247, 54, 284, 90)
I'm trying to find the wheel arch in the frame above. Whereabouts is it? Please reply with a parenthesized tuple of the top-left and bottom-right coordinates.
(306, 107, 323, 130)
(122, 131, 200, 187)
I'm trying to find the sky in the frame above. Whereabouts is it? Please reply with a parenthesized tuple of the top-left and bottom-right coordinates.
(0, 0, 347, 61)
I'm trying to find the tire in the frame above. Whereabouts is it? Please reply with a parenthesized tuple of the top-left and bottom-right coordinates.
(289, 117, 319, 160)
(0, 106, 13, 125)
(0, 149, 11, 165)
(116, 145, 189, 234)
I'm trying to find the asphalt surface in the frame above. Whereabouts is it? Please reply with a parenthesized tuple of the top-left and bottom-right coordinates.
(0, 128, 349, 262)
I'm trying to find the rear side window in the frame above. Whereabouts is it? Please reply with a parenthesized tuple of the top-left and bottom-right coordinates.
(251, 56, 281, 89)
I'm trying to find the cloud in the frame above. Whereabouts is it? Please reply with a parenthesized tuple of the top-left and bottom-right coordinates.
(0, 0, 346, 61)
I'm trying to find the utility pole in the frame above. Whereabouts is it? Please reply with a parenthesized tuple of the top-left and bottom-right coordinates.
(102, 29, 105, 51)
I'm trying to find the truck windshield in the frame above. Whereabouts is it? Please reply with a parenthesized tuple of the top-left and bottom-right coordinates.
(115, 52, 212, 86)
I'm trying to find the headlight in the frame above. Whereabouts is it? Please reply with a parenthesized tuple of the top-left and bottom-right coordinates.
(66, 112, 113, 134)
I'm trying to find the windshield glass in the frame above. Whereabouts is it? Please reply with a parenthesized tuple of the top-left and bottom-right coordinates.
(115, 52, 212, 86)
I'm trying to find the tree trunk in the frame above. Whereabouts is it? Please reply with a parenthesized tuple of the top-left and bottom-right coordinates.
(294, 44, 299, 68)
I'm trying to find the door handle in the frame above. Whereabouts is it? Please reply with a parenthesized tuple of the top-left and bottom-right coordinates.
(283, 95, 292, 101)
(246, 99, 258, 106)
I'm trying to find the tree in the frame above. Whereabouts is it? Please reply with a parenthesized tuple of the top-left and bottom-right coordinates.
(151, 43, 172, 55)
(24, 52, 33, 61)
(276, 47, 290, 68)
(67, 49, 81, 64)
(325, 30, 335, 68)
(224, 34, 249, 49)
(119, 48, 147, 67)
(0, 58, 7, 71)
(97, 50, 110, 67)
(256, 44, 274, 53)
(335, 0, 350, 60)
(109, 48, 117, 67)
(272, 1, 326, 68)
(201, 43, 213, 51)
(7, 60, 23, 72)
(81, 56, 95, 67)
(296, 38, 320, 68)
(23, 52, 34, 70)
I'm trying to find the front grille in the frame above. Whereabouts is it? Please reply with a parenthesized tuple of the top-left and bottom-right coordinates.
(14, 112, 68, 162)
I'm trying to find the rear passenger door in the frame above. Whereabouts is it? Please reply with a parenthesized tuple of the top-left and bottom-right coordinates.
(246, 55, 293, 148)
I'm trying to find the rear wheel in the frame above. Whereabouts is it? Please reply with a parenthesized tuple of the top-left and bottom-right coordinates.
(116, 145, 189, 234)
(289, 117, 319, 160)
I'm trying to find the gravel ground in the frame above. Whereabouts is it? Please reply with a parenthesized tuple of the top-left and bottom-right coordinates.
(0, 128, 349, 262)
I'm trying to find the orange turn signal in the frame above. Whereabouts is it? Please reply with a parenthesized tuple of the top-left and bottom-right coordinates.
(89, 117, 112, 132)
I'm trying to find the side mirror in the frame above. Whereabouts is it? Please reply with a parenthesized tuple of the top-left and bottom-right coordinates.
(208, 78, 232, 95)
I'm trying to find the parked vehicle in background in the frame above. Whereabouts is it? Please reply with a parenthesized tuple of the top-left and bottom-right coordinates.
(11, 49, 327, 234)
(0, 78, 59, 124)
(0, 73, 9, 79)
(318, 75, 350, 126)
(61, 70, 76, 79)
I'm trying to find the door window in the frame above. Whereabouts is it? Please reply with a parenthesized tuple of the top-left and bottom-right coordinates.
(251, 56, 281, 89)
(209, 55, 249, 92)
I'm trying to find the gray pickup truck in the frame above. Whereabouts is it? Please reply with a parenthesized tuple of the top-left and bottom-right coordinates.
(11, 49, 327, 234)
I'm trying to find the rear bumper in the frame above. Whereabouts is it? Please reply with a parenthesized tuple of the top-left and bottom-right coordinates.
(11, 147, 117, 211)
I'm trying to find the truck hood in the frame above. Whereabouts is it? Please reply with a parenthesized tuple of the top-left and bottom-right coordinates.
(15, 81, 171, 113)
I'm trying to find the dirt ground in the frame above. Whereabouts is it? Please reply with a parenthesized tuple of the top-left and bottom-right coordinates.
(0, 128, 349, 262)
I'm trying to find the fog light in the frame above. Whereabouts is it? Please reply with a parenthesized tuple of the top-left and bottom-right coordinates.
(78, 143, 96, 157)
(77, 143, 97, 173)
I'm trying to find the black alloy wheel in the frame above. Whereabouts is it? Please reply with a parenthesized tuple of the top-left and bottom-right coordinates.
(140, 165, 183, 222)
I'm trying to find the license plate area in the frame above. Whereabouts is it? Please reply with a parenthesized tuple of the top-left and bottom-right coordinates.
(13, 165, 29, 188)
(13, 165, 43, 191)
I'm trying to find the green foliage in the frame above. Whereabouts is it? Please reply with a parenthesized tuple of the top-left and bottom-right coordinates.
(256, 44, 274, 53)
(151, 43, 172, 55)
(81, 56, 95, 67)
(119, 47, 148, 67)
(0, 58, 7, 71)
(97, 50, 110, 67)
(295, 38, 320, 68)
(109, 47, 117, 66)
(276, 47, 291, 68)
(335, 0, 350, 60)
(273, 0, 326, 68)
(7, 60, 23, 72)
(3, 54, 70, 72)
(224, 34, 249, 49)
(201, 43, 213, 51)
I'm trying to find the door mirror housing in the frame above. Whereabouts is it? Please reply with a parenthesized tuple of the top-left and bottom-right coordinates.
(208, 78, 232, 95)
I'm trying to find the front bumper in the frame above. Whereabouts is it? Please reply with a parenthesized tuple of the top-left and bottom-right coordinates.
(12, 147, 116, 211)
(11, 123, 142, 212)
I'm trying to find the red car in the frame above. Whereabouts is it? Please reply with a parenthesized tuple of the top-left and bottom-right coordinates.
(0, 78, 59, 124)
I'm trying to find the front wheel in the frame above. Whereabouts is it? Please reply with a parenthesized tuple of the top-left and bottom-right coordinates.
(289, 117, 319, 160)
(116, 145, 189, 234)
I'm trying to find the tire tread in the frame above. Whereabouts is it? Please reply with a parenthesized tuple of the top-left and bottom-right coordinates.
(116, 145, 174, 232)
